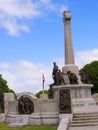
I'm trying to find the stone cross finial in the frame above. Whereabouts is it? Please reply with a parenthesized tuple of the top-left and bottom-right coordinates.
(63, 11, 75, 65)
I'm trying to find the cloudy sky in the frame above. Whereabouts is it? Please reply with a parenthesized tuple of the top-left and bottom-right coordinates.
(0, 0, 98, 94)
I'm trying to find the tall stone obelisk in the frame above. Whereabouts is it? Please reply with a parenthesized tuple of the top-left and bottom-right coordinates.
(62, 11, 79, 76)
(63, 11, 74, 64)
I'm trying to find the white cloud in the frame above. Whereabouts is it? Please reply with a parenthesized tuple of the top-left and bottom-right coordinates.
(0, 0, 40, 18)
(0, 60, 52, 94)
(1, 18, 30, 36)
(0, 49, 98, 94)
(52, 49, 98, 69)
(75, 49, 98, 68)
(0, 0, 67, 36)
(0, 0, 41, 36)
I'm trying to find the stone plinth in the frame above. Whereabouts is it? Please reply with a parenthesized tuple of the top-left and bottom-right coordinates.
(4, 93, 15, 114)
(52, 84, 98, 114)
(40, 94, 48, 100)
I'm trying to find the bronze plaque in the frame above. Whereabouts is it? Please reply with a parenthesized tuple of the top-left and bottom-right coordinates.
(59, 89, 71, 113)
(18, 96, 34, 114)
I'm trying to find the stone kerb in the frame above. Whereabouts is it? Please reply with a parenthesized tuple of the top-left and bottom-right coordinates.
(57, 118, 69, 130)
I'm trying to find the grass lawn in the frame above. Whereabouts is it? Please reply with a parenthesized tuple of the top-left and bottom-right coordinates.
(0, 123, 57, 130)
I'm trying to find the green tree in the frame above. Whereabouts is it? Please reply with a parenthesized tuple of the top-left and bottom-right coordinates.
(0, 74, 15, 111)
(80, 61, 98, 94)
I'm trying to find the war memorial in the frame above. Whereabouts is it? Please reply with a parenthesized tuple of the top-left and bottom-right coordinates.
(0, 11, 98, 130)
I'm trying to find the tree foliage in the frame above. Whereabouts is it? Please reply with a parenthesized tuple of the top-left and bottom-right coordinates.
(80, 61, 98, 94)
(0, 74, 15, 103)
(36, 89, 53, 99)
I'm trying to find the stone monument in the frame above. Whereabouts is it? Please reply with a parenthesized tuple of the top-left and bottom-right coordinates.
(1, 11, 98, 129)
(52, 11, 98, 118)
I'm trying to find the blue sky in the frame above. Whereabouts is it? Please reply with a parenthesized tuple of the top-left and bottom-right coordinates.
(0, 0, 98, 94)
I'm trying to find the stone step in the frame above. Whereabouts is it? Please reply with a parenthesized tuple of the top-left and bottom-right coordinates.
(73, 113, 98, 119)
(71, 119, 98, 124)
(69, 122, 98, 127)
(69, 112, 98, 127)
(74, 112, 98, 117)
(74, 116, 98, 120)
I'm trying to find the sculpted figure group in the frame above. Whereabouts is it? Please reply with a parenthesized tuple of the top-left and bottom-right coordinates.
(50, 62, 78, 87)
(49, 62, 90, 91)
(52, 62, 65, 85)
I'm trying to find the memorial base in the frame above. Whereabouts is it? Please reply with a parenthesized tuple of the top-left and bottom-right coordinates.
(52, 84, 98, 114)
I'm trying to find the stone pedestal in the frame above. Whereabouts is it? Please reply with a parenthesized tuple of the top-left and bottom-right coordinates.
(52, 84, 98, 114)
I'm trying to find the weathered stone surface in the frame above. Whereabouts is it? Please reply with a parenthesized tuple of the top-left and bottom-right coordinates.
(8, 101, 18, 114)
(5, 114, 29, 125)
(6, 115, 29, 128)
(29, 113, 59, 126)
(39, 99, 59, 113)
